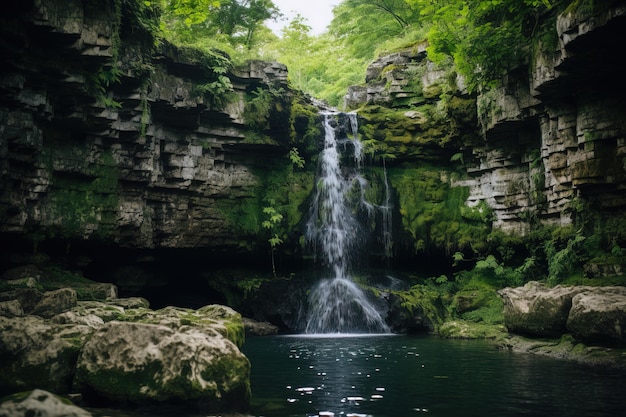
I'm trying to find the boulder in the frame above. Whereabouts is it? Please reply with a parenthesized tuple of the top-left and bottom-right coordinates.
(118, 304, 246, 349)
(0, 297, 251, 410)
(73, 320, 250, 411)
(0, 300, 23, 317)
(0, 389, 91, 417)
(242, 317, 279, 336)
(0, 288, 43, 313)
(0, 316, 94, 393)
(51, 311, 105, 329)
(566, 287, 626, 345)
(498, 281, 589, 337)
(32, 288, 78, 318)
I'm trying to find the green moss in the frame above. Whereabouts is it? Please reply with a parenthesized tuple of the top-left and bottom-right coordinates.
(199, 353, 251, 410)
(451, 277, 504, 325)
(76, 363, 165, 401)
(439, 320, 507, 340)
(392, 284, 448, 329)
(388, 166, 491, 255)
(43, 150, 120, 241)
(289, 93, 322, 158)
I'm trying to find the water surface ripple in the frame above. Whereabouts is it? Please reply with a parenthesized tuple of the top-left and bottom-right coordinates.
(244, 334, 626, 417)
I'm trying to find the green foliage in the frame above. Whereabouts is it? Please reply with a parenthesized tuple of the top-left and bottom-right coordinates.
(393, 284, 448, 328)
(122, 0, 162, 43)
(288, 147, 305, 169)
(88, 66, 123, 109)
(44, 151, 120, 240)
(184, 47, 235, 108)
(453, 254, 524, 289)
(261, 23, 367, 107)
(545, 233, 586, 286)
(263, 202, 284, 277)
(330, 0, 419, 60)
(243, 86, 284, 132)
(423, 0, 555, 92)
(161, 0, 281, 56)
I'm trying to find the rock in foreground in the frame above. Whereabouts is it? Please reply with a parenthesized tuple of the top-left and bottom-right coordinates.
(0, 389, 91, 417)
(74, 321, 250, 411)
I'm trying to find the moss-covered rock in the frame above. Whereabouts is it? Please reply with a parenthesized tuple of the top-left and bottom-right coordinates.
(439, 320, 507, 340)
(0, 316, 94, 394)
(498, 281, 587, 337)
(0, 389, 92, 417)
(387, 166, 492, 255)
(73, 320, 250, 411)
(387, 285, 448, 333)
(566, 288, 626, 345)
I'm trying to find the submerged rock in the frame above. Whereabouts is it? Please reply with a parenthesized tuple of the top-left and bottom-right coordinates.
(0, 389, 91, 417)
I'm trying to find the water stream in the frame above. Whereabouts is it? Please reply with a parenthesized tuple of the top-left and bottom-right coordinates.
(304, 112, 389, 334)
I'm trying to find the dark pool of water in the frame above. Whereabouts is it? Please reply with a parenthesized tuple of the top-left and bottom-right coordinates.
(243, 334, 626, 417)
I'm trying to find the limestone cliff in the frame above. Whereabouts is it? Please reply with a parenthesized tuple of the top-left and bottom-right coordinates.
(1, 0, 625, 280)
(0, 0, 319, 256)
(346, 2, 626, 264)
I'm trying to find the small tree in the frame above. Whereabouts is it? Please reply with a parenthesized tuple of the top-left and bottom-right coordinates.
(262, 202, 283, 277)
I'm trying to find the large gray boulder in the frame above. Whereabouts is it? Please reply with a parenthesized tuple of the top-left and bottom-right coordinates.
(0, 389, 91, 417)
(0, 316, 94, 393)
(499, 282, 626, 345)
(73, 320, 250, 411)
(566, 287, 626, 345)
(498, 281, 587, 337)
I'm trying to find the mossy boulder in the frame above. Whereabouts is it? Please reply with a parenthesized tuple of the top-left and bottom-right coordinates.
(0, 389, 92, 417)
(566, 288, 626, 345)
(0, 316, 94, 394)
(387, 285, 448, 333)
(439, 320, 507, 340)
(73, 320, 250, 411)
(498, 281, 587, 337)
(499, 281, 626, 345)
(114, 304, 245, 349)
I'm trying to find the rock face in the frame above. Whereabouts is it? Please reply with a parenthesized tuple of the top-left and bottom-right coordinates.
(0, 0, 312, 254)
(499, 281, 626, 345)
(346, 3, 626, 243)
(468, 4, 626, 234)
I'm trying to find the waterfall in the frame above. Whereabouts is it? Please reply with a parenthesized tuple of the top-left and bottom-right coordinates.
(380, 158, 393, 260)
(304, 112, 390, 334)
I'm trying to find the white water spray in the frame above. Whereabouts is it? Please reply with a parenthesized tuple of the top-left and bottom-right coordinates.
(304, 112, 390, 334)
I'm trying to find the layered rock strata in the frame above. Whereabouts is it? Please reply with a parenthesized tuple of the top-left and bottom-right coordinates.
(0, 0, 295, 251)
(346, 3, 626, 237)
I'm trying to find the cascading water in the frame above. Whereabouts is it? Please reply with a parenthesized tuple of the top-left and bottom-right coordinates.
(304, 112, 390, 334)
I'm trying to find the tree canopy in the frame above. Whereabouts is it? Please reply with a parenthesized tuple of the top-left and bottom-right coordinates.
(157, 0, 572, 106)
